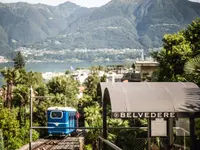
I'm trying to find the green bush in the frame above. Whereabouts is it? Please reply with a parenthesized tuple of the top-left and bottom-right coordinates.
(0, 129, 4, 150)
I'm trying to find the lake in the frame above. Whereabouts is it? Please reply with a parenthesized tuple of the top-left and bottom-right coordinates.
(0, 61, 124, 86)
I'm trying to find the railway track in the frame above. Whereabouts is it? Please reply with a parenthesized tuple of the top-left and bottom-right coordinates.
(31, 136, 83, 150)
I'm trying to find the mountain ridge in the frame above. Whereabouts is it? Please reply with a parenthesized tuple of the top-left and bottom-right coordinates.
(0, 0, 200, 57)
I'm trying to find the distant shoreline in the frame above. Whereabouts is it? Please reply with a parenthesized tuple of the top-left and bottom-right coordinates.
(0, 61, 125, 73)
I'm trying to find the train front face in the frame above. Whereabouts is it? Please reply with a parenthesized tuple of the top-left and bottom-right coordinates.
(47, 107, 76, 136)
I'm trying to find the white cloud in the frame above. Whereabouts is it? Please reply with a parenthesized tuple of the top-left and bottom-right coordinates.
(0, 0, 111, 7)
(189, 0, 200, 2)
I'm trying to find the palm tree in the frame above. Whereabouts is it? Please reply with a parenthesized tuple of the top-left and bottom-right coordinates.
(185, 56, 200, 74)
(0, 68, 20, 108)
(184, 55, 200, 85)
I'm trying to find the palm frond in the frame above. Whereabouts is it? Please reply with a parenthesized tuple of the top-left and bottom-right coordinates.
(184, 55, 200, 75)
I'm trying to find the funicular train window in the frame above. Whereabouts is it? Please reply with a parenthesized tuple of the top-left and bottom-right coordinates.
(69, 113, 73, 127)
(69, 113, 75, 128)
(50, 111, 63, 119)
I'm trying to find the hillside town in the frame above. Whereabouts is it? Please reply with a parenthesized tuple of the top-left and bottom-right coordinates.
(40, 59, 159, 100)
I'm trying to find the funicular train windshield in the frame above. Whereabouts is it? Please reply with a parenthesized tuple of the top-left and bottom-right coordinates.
(50, 111, 63, 119)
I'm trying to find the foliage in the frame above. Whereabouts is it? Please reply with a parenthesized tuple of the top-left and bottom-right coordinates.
(47, 76, 79, 107)
(35, 83, 49, 96)
(79, 94, 94, 107)
(84, 103, 102, 146)
(12, 85, 30, 127)
(0, 67, 48, 147)
(196, 119, 200, 140)
(13, 84, 29, 107)
(65, 70, 71, 75)
(25, 71, 43, 87)
(184, 18, 200, 56)
(184, 55, 200, 85)
(100, 74, 107, 82)
(19, 120, 39, 144)
(0, 65, 81, 148)
(47, 76, 79, 96)
(131, 63, 135, 69)
(0, 68, 21, 85)
(0, 108, 39, 149)
(33, 95, 52, 129)
(107, 118, 129, 142)
(13, 51, 25, 69)
(33, 85, 52, 130)
(184, 55, 200, 74)
(0, 68, 21, 108)
(84, 144, 93, 150)
(151, 18, 200, 81)
(0, 97, 3, 107)
(150, 18, 200, 148)
(31, 76, 80, 134)
(83, 71, 100, 100)
(0, 129, 4, 150)
(151, 32, 192, 81)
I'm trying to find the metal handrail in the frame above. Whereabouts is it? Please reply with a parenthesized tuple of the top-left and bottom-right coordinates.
(31, 126, 148, 129)
(98, 136, 122, 150)
(173, 144, 189, 150)
(173, 127, 190, 135)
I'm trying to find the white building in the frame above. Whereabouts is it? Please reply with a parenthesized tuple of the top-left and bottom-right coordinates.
(72, 69, 90, 84)
(42, 72, 65, 80)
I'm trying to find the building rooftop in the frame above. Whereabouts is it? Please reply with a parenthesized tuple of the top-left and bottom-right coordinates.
(135, 60, 159, 64)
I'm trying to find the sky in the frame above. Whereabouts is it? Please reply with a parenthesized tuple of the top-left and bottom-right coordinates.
(0, 0, 111, 7)
(0, 0, 199, 7)
(189, 0, 200, 2)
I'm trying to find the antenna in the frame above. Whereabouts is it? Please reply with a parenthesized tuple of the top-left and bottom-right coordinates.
(141, 49, 144, 61)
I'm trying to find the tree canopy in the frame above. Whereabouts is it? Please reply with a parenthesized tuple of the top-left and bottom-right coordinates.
(151, 18, 200, 83)
(13, 51, 25, 69)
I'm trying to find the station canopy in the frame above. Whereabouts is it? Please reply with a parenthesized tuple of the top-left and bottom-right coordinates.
(97, 82, 200, 118)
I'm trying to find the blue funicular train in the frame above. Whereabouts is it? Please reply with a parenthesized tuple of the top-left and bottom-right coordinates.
(47, 106, 78, 136)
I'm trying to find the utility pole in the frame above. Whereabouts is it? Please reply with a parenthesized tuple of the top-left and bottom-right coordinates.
(29, 86, 33, 150)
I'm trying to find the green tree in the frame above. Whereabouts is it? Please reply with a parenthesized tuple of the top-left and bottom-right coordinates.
(19, 120, 39, 145)
(184, 18, 200, 56)
(152, 18, 200, 82)
(131, 63, 135, 70)
(13, 51, 25, 69)
(47, 76, 79, 103)
(100, 74, 107, 82)
(151, 32, 192, 81)
(0, 108, 39, 149)
(83, 100, 130, 149)
(26, 71, 43, 87)
(12, 84, 30, 128)
(0, 108, 23, 149)
(0, 68, 21, 108)
(84, 103, 102, 149)
(65, 70, 72, 75)
(83, 71, 100, 100)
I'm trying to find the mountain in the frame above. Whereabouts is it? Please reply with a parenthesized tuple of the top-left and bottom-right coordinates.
(0, 0, 200, 57)
(28, 0, 200, 50)
(0, 2, 90, 57)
